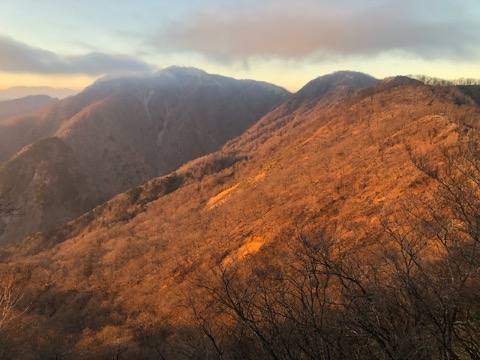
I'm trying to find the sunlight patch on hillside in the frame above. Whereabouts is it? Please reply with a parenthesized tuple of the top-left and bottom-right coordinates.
(248, 171, 266, 184)
(222, 236, 264, 267)
(207, 183, 240, 209)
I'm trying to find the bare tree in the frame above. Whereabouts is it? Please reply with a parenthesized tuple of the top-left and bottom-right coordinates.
(0, 189, 27, 358)
(0, 279, 23, 332)
(0, 189, 22, 333)
(0, 189, 17, 236)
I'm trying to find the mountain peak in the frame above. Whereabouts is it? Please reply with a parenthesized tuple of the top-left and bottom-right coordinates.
(381, 75, 425, 87)
(297, 71, 378, 100)
(159, 66, 208, 77)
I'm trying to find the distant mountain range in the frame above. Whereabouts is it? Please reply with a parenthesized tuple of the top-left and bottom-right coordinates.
(0, 86, 77, 100)
(0, 95, 57, 122)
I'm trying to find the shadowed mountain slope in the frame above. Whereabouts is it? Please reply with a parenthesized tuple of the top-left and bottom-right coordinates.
(1, 73, 479, 358)
(458, 84, 480, 106)
(0, 67, 289, 244)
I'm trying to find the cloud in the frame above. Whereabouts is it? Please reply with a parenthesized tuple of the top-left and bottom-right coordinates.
(149, 1, 480, 63)
(0, 35, 151, 75)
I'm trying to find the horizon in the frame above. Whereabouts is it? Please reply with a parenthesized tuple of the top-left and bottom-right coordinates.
(1, 67, 478, 99)
(1, 1, 479, 92)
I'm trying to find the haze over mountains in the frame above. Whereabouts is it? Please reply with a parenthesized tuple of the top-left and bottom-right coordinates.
(0, 86, 77, 101)
(0, 95, 57, 122)
(1, 68, 480, 359)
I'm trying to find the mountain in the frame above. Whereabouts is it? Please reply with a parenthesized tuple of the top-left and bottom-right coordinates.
(1, 73, 478, 358)
(0, 95, 57, 122)
(0, 67, 289, 244)
(0, 86, 77, 101)
(296, 70, 377, 101)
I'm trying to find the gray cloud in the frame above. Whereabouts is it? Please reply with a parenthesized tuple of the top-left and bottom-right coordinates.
(149, 2, 480, 62)
(0, 35, 151, 75)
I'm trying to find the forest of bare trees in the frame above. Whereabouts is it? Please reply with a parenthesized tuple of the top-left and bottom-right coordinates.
(0, 115, 479, 359)
(187, 139, 480, 360)
(0, 141, 479, 359)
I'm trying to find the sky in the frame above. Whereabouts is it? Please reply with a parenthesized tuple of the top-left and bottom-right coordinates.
(0, 0, 479, 92)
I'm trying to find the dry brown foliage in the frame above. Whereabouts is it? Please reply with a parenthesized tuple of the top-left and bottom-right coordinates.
(0, 77, 480, 358)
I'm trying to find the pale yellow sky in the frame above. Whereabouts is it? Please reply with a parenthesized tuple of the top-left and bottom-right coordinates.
(0, 72, 97, 91)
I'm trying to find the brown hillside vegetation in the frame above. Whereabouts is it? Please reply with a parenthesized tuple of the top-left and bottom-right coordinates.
(1, 74, 480, 359)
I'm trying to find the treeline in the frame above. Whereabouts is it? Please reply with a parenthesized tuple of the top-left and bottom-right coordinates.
(409, 74, 480, 86)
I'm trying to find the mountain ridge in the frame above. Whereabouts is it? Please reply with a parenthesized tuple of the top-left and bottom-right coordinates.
(0, 68, 289, 245)
(0, 95, 57, 123)
(4, 74, 474, 258)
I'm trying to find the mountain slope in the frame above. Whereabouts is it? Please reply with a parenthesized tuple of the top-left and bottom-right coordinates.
(1, 74, 479, 358)
(0, 67, 289, 244)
